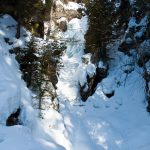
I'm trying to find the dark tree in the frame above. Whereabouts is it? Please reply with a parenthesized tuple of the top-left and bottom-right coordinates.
(85, 0, 115, 63)
(0, 0, 46, 38)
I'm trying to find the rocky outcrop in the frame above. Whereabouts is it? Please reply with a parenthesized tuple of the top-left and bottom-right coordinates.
(79, 55, 108, 101)
(58, 19, 68, 32)
(44, 0, 86, 38)
(80, 75, 95, 101)
(80, 67, 108, 101)
(6, 108, 20, 126)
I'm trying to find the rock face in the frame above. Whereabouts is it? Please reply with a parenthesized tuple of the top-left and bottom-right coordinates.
(56, 17, 68, 32)
(58, 20, 68, 32)
(44, 0, 85, 38)
(79, 54, 108, 101)
(53, 0, 84, 20)
(6, 109, 20, 126)
(80, 66, 108, 101)
(80, 76, 95, 101)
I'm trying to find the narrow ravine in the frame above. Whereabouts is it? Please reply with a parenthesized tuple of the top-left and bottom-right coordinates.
(0, 1, 150, 150)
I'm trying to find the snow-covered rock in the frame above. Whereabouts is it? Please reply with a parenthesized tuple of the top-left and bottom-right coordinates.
(86, 63, 96, 78)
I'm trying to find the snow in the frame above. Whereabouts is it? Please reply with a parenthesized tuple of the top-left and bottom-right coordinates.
(86, 63, 96, 78)
(56, 16, 88, 102)
(0, 125, 58, 150)
(41, 0, 45, 4)
(0, 14, 65, 150)
(140, 39, 150, 54)
(128, 15, 149, 40)
(64, 2, 85, 10)
(0, 14, 35, 127)
(128, 17, 136, 28)
(100, 77, 115, 94)
(128, 16, 148, 28)
(56, 10, 150, 150)
(75, 62, 96, 88)
(125, 37, 133, 44)
(1, 3, 150, 150)
(62, 43, 150, 149)
(98, 61, 107, 69)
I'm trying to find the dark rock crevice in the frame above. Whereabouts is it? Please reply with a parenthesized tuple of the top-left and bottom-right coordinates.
(80, 65, 108, 101)
(6, 108, 20, 126)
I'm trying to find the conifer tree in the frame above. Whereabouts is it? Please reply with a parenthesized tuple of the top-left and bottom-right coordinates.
(85, 0, 115, 62)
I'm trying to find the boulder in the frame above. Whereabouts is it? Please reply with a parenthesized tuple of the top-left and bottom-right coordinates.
(57, 17, 68, 32)
(80, 61, 108, 101)
(6, 108, 20, 126)
(60, 21, 67, 31)
(80, 75, 95, 101)
(100, 77, 115, 98)
(81, 53, 92, 64)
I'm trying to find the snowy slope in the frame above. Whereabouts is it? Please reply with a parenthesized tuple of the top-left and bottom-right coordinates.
(0, 14, 65, 150)
(0, 14, 33, 126)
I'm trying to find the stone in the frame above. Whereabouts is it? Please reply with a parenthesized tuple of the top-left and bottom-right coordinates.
(81, 53, 92, 64)
(6, 109, 20, 126)
(58, 19, 68, 32)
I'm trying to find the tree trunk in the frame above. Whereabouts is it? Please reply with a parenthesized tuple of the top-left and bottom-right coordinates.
(16, 21, 21, 39)
(36, 22, 44, 38)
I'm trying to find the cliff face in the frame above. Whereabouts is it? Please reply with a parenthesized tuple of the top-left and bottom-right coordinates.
(44, 0, 86, 40)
